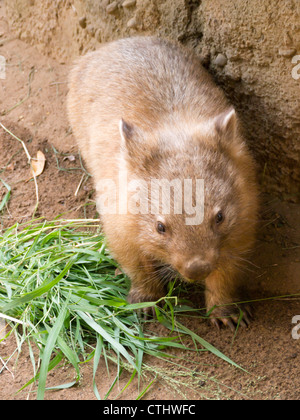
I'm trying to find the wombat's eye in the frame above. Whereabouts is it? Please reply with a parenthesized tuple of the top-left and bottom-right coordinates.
(156, 222, 166, 234)
(215, 211, 224, 225)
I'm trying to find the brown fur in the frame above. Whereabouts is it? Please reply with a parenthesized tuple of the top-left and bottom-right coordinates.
(67, 37, 259, 328)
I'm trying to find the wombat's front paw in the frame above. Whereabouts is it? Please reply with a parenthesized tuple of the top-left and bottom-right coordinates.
(127, 288, 163, 318)
(208, 303, 252, 332)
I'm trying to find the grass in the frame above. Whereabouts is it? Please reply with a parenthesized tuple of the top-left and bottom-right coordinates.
(0, 219, 245, 400)
(0, 178, 11, 212)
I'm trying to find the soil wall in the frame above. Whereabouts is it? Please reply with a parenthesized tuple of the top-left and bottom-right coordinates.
(4, 0, 300, 201)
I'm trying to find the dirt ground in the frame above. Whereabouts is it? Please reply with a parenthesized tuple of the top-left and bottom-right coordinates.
(0, 3, 300, 400)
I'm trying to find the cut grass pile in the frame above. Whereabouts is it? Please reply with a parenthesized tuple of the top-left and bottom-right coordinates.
(0, 219, 243, 400)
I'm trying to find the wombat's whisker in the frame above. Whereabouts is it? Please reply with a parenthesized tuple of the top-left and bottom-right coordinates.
(232, 255, 261, 269)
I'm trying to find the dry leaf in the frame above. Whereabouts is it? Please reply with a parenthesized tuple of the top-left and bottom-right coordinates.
(27, 150, 46, 181)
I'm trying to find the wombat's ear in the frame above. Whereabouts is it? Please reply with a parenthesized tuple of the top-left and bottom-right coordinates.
(119, 119, 145, 162)
(119, 119, 135, 146)
(213, 108, 246, 161)
(214, 108, 237, 140)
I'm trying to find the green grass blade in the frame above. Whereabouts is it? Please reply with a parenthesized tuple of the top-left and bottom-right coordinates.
(1, 258, 75, 313)
(0, 179, 11, 212)
(93, 335, 103, 400)
(136, 376, 156, 400)
(17, 351, 64, 394)
(76, 311, 138, 371)
(37, 297, 70, 400)
(44, 381, 78, 391)
(104, 367, 123, 400)
(115, 369, 137, 399)
(173, 319, 247, 373)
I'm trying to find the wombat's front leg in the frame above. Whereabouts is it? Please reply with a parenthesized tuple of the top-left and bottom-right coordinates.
(126, 258, 166, 308)
(205, 267, 252, 331)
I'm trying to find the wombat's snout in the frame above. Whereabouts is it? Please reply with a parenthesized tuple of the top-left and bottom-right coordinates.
(178, 256, 216, 282)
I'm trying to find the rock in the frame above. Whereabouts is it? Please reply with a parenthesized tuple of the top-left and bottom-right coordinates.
(86, 24, 95, 37)
(78, 16, 87, 29)
(122, 0, 136, 8)
(95, 28, 102, 43)
(278, 47, 296, 58)
(213, 53, 228, 67)
(127, 17, 137, 29)
(106, 1, 118, 14)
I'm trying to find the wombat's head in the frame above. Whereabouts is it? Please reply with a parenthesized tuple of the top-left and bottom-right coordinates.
(119, 108, 257, 283)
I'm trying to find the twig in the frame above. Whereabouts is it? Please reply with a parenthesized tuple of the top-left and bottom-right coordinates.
(0, 355, 15, 378)
(78, 150, 92, 178)
(49, 81, 67, 86)
(0, 319, 15, 378)
(0, 318, 6, 340)
(51, 145, 91, 177)
(50, 81, 67, 97)
(74, 173, 86, 197)
(0, 123, 39, 217)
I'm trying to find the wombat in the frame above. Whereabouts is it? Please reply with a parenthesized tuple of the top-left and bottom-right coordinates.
(67, 37, 258, 330)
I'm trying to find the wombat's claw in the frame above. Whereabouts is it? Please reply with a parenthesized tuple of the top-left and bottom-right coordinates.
(210, 305, 252, 332)
(136, 305, 156, 320)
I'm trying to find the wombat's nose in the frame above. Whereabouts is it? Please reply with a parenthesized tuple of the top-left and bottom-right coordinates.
(183, 258, 212, 281)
